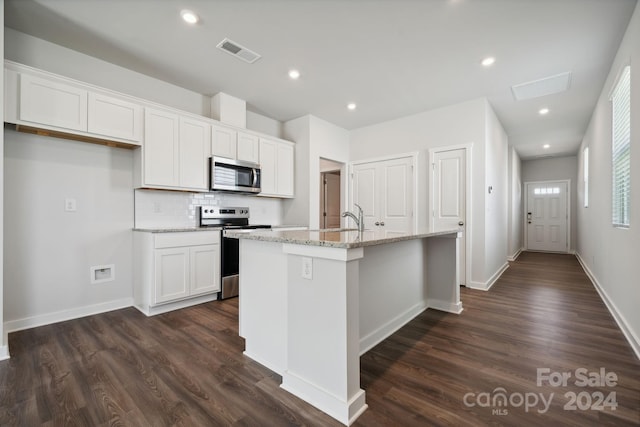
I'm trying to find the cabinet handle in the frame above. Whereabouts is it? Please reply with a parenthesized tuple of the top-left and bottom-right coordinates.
(375, 222, 380, 226)
(380, 222, 385, 226)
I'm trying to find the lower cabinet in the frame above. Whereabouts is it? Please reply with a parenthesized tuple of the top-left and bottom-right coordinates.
(134, 231, 220, 316)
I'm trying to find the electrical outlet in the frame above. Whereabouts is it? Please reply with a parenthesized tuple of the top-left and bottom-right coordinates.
(302, 257, 313, 280)
(65, 198, 77, 212)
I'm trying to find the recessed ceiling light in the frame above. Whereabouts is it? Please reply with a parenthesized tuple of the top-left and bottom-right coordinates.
(539, 107, 550, 115)
(543, 144, 550, 149)
(481, 57, 496, 67)
(288, 69, 300, 79)
(347, 103, 357, 110)
(180, 9, 199, 24)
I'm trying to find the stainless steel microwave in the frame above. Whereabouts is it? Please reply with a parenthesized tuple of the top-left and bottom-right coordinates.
(210, 156, 261, 194)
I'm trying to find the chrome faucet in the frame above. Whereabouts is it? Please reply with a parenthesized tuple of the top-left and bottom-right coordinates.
(342, 203, 365, 232)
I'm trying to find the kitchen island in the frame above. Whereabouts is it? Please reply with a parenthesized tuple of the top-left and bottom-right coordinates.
(226, 227, 462, 425)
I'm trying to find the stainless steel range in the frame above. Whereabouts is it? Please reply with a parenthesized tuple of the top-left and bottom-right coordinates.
(199, 206, 270, 299)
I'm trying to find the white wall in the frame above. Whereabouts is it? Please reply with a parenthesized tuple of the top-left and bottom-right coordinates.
(283, 115, 350, 228)
(349, 98, 510, 287)
(283, 116, 311, 226)
(522, 156, 578, 252)
(576, 2, 640, 357)
(484, 103, 510, 282)
(246, 110, 283, 139)
(4, 130, 134, 331)
(508, 146, 523, 259)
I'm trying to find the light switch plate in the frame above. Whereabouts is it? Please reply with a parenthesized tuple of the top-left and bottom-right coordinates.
(302, 257, 313, 280)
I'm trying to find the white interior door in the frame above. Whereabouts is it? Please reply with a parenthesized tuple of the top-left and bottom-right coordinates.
(432, 148, 466, 286)
(526, 181, 568, 252)
(352, 163, 379, 227)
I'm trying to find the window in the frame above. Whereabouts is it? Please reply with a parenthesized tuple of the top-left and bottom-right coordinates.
(611, 66, 631, 227)
(583, 147, 589, 208)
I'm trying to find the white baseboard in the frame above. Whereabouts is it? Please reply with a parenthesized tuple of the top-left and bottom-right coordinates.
(133, 294, 218, 317)
(467, 262, 509, 291)
(4, 297, 134, 334)
(428, 298, 463, 314)
(0, 345, 9, 361)
(359, 301, 427, 355)
(508, 247, 524, 262)
(575, 253, 640, 361)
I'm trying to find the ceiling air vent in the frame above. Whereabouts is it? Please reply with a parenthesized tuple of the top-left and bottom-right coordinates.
(216, 38, 261, 64)
(511, 71, 572, 101)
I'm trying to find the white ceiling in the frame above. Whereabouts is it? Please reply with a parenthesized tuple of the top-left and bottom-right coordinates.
(4, 0, 637, 159)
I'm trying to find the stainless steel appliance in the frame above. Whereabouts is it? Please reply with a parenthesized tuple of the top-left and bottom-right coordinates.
(199, 206, 270, 299)
(210, 156, 261, 194)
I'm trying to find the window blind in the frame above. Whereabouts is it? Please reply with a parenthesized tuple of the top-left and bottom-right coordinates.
(611, 66, 631, 227)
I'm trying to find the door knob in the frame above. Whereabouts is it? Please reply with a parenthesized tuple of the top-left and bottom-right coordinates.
(458, 221, 464, 226)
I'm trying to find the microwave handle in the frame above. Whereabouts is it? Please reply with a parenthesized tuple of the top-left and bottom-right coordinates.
(252, 168, 258, 187)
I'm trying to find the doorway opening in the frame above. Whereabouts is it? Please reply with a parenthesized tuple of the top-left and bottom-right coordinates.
(320, 158, 343, 229)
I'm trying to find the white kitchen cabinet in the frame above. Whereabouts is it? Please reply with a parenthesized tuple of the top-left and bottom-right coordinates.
(134, 231, 221, 316)
(139, 108, 211, 191)
(351, 156, 414, 232)
(237, 132, 260, 163)
(154, 247, 190, 304)
(143, 108, 180, 187)
(19, 73, 88, 132)
(179, 116, 211, 190)
(259, 137, 294, 198)
(87, 92, 143, 142)
(212, 125, 237, 159)
(212, 124, 260, 163)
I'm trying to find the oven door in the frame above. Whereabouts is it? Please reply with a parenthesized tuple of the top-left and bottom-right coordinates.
(220, 235, 240, 299)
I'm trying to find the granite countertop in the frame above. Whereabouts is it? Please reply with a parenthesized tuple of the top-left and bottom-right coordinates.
(133, 227, 223, 233)
(224, 227, 460, 249)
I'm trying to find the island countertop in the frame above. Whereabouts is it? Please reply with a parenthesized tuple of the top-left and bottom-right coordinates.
(224, 227, 460, 249)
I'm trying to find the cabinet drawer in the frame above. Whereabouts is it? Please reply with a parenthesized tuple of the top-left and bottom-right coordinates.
(154, 231, 220, 249)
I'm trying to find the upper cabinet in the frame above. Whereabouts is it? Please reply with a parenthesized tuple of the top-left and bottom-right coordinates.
(259, 138, 294, 198)
(87, 92, 143, 142)
(19, 73, 88, 132)
(137, 108, 210, 191)
(212, 124, 260, 163)
(5, 62, 143, 146)
(212, 125, 237, 159)
(237, 132, 260, 163)
(5, 61, 295, 196)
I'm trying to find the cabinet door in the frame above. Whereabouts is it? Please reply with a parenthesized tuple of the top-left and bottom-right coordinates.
(179, 117, 211, 190)
(352, 157, 414, 233)
(19, 73, 88, 132)
(190, 244, 220, 296)
(154, 247, 190, 304)
(379, 157, 413, 232)
(237, 132, 260, 163)
(212, 125, 237, 159)
(144, 108, 179, 187)
(259, 138, 277, 195)
(88, 92, 143, 142)
(276, 143, 294, 197)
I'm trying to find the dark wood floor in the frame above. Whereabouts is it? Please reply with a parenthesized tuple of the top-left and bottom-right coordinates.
(1, 252, 638, 426)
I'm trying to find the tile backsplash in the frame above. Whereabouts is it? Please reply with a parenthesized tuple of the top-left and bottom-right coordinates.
(134, 189, 283, 229)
